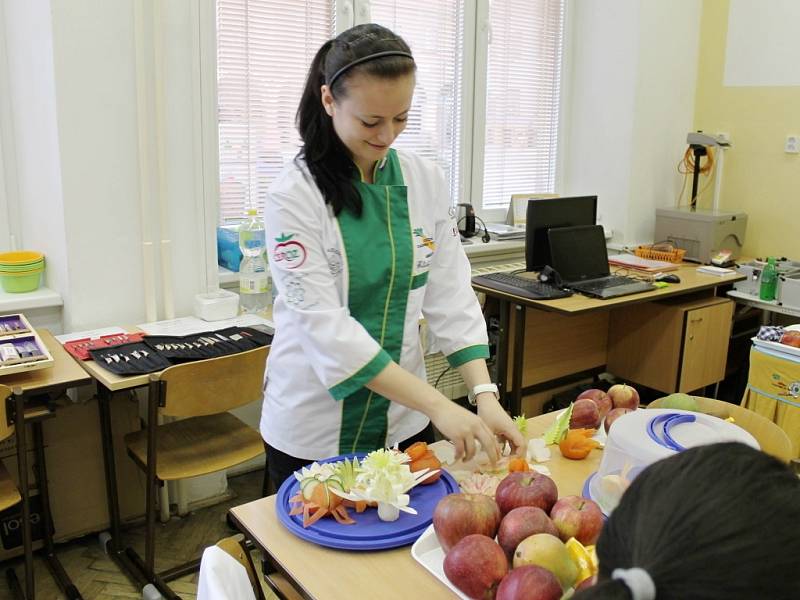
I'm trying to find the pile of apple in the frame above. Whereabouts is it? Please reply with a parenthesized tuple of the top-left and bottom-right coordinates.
(433, 471, 603, 600)
(570, 383, 640, 434)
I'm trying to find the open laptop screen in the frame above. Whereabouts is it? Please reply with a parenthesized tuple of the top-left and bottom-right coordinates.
(548, 225, 610, 283)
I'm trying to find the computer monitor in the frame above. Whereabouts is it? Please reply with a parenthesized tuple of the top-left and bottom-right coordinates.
(525, 195, 598, 271)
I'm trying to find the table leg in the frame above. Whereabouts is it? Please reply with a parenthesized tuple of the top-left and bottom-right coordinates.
(96, 384, 122, 547)
(17, 391, 34, 599)
(511, 304, 527, 417)
(495, 298, 511, 411)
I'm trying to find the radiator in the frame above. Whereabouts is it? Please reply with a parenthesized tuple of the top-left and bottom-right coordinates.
(424, 260, 525, 399)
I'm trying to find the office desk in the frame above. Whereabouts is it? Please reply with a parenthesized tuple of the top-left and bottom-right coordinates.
(229, 411, 598, 600)
(473, 264, 745, 415)
(1, 330, 92, 599)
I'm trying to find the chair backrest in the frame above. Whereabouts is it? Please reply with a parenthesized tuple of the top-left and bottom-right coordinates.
(0, 385, 14, 443)
(157, 346, 268, 418)
(214, 535, 263, 600)
(647, 396, 794, 463)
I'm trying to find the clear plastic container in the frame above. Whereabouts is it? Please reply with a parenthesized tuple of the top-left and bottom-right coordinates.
(587, 409, 758, 515)
(238, 209, 272, 313)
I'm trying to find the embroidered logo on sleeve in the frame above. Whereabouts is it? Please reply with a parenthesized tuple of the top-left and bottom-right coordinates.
(283, 273, 313, 308)
(413, 227, 435, 271)
(273, 233, 307, 269)
(413, 228, 436, 251)
(326, 248, 343, 276)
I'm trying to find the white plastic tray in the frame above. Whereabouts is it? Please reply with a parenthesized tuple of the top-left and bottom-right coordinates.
(0, 313, 54, 376)
(410, 524, 467, 599)
(751, 337, 800, 360)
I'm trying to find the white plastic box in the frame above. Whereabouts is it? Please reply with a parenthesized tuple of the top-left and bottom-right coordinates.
(734, 259, 800, 297)
(778, 273, 800, 310)
(193, 289, 240, 321)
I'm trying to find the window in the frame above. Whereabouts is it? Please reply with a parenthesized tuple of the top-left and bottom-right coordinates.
(476, 0, 564, 211)
(368, 1, 465, 205)
(216, 0, 334, 222)
(215, 0, 564, 222)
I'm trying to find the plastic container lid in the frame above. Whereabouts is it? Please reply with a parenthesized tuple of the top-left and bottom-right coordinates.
(275, 453, 459, 550)
(585, 409, 758, 516)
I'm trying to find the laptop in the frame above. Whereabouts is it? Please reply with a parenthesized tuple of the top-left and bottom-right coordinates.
(547, 225, 656, 299)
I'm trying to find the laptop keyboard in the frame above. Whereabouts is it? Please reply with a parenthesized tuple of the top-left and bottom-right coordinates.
(575, 275, 641, 291)
(472, 272, 572, 300)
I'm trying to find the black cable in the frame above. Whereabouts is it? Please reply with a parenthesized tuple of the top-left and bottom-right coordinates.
(456, 215, 491, 243)
(433, 366, 452, 389)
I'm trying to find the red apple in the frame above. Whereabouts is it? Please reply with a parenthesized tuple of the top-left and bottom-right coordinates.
(549, 495, 604, 545)
(604, 407, 634, 433)
(570, 399, 601, 430)
(780, 331, 800, 348)
(433, 493, 501, 553)
(577, 389, 612, 419)
(607, 383, 640, 410)
(496, 565, 562, 600)
(497, 506, 559, 560)
(443, 534, 508, 600)
(495, 471, 558, 516)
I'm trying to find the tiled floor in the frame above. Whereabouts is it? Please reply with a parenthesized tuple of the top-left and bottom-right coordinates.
(0, 469, 276, 600)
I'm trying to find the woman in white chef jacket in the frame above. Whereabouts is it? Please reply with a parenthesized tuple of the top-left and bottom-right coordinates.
(261, 23, 524, 490)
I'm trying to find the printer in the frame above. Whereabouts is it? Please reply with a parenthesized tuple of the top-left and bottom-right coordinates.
(654, 207, 747, 264)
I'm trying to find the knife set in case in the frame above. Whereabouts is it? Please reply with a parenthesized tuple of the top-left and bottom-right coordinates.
(89, 326, 273, 376)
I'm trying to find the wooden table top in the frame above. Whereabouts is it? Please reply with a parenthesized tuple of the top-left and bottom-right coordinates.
(473, 262, 745, 315)
(0, 329, 92, 394)
(230, 412, 601, 600)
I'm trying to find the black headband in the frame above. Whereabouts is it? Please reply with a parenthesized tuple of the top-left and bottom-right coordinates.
(326, 50, 414, 88)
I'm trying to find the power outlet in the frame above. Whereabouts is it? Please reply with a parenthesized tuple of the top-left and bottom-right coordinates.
(786, 135, 800, 154)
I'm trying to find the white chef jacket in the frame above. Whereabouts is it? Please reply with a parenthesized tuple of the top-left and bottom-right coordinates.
(260, 148, 489, 459)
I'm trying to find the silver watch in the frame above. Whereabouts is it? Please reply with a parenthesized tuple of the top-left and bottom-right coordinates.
(467, 383, 500, 406)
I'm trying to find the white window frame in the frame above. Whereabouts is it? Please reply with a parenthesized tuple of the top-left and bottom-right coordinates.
(203, 0, 566, 251)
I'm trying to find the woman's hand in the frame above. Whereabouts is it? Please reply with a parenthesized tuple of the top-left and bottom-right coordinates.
(476, 393, 525, 455)
(428, 398, 501, 464)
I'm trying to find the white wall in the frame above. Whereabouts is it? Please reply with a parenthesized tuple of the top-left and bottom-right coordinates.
(561, 0, 701, 245)
(3, 0, 211, 332)
(3, 0, 224, 502)
(3, 0, 70, 301)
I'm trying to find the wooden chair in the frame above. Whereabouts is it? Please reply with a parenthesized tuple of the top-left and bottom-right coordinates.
(123, 346, 268, 599)
(0, 385, 25, 596)
(647, 396, 794, 463)
(0, 385, 22, 513)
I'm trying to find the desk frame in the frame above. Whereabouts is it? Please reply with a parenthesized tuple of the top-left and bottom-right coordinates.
(475, 265, 745, 416)
(2, 330, 92, 600)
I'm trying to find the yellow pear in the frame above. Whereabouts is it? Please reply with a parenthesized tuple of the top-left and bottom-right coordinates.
(512, 533, 578, 589)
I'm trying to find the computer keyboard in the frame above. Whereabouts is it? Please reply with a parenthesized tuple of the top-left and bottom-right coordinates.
(472, 272, 572, 300)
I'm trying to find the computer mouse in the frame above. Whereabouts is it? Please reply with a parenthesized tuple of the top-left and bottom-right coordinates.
(655, 274, 681, 283)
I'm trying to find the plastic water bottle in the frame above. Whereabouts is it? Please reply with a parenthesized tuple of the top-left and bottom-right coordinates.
(239, 209, 271, 313)
(759, 257, 778, 301)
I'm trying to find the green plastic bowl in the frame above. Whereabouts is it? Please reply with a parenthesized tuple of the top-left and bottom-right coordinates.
(0, 260, 44, 273)
(1, 270, 42, 293)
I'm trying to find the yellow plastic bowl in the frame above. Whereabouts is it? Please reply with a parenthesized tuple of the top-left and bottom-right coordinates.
(0, 270, 42, 293)
(0, 250, 44, 266)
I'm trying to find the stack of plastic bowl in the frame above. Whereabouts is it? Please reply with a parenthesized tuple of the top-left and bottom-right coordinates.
(0, 251, 45, 293)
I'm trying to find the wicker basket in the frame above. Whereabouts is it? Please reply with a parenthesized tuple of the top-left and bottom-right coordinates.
(635, 245, 686, 263)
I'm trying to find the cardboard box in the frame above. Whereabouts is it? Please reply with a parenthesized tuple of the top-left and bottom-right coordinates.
(0, 397, 145, 560)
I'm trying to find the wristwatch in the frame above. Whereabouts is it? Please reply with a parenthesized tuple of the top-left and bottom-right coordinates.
(467, 383, 500, 406)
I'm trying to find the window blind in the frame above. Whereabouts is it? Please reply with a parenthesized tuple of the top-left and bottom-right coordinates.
(216, 0, 334, 223)
(368, 0, 465, 205)
(480, 0, 564, 209)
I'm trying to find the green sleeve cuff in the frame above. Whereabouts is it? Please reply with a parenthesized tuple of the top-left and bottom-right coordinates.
(446, 344, 490, 368)
(329, 349, 392, 401)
